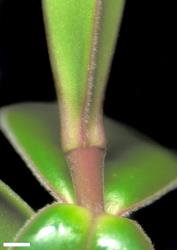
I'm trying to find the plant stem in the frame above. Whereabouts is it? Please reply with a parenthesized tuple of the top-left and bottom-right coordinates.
(66, 146, 105, 216)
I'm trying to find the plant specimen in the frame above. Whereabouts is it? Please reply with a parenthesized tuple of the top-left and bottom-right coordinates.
(0, 0, 177, 249)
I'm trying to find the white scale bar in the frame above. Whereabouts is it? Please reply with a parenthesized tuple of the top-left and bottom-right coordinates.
(3, 243, 30, 247)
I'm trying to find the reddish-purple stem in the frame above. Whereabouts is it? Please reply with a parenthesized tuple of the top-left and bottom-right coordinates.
(66, 146, 105, 215)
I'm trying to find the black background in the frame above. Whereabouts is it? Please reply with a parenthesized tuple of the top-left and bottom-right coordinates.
(0, 1, 177, 249)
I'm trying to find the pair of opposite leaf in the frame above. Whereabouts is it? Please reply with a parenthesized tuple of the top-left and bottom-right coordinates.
(0, 0, 177, 249)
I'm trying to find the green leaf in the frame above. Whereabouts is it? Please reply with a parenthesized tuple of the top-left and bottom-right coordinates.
(0, 103, 75, 204)
(104, 119, 177, 215)
(0, 180, 34, 245)
(12, 203, 153, 250)
(12, 204, 92, 250)
(1, 103, 177, 216)
(42, 0, 125, 151)
(88, 213, 154, 250)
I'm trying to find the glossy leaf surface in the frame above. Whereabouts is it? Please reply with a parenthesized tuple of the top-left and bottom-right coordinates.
(88, 214, 154, 250)
(0, 180, 34, 245)
(12, 204, 154, 250)
(12, 204, 92, 250)
(43, 0, 125, 151)
(1, 103, 177, 215)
